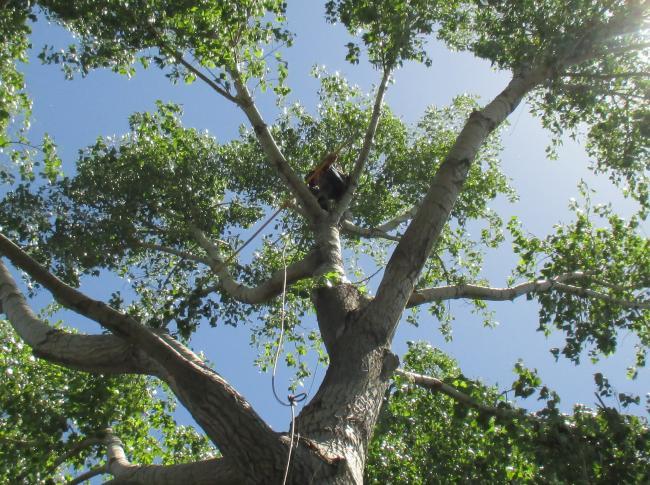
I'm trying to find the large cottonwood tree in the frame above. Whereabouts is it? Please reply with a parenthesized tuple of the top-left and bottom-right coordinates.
(0, 0, 649, 483)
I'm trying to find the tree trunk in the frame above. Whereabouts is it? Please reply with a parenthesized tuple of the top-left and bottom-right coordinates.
(285, 284, 399, 484)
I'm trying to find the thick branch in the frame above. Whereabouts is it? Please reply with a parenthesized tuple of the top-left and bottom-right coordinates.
(0, 233, 193, 366)
(334, 68, 392, 219)
(0, 260, 160, 375)
(0, 235, 283, 474)
(396, 369, 528, 420)
(230, 72, 324, 219)
(407, 272, 649, 309)
(192, 228, 322, 303)
(367, 69, 546, 339)
(103, 430, 240, 485)
(367, 5, 650, 341)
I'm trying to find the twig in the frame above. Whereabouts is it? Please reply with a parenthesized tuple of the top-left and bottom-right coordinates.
(67, 465, 108, 485)
(395, 369, 531, 420)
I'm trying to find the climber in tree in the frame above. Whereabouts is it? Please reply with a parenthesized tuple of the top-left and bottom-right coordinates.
(305, 148, 350, 211)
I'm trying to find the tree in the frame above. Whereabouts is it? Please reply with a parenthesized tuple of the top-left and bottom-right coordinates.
(0, 0, 648, 483)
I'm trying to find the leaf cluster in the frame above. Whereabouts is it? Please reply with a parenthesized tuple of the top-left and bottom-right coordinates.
(367, 342, 650, 484)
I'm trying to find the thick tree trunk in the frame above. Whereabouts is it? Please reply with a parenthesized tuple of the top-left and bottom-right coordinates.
(284, 284, 399, 484)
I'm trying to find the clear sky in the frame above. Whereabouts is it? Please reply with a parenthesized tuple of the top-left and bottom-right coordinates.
(13, 2, 647, 433)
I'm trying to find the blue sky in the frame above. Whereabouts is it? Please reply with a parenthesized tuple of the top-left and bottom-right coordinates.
(12, 2, 647, 434)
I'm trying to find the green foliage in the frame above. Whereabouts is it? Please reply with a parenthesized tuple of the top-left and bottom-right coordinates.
(325, 0, 465, 68)
(367, 342, 650, 484)
(509, 184, 649, 365)
(0, 2, 35, 184)
(0, 319, 214, 483)
(36, 0, 292, 94)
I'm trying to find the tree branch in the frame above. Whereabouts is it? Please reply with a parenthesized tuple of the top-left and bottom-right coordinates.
(339, 201, 424, 242)
(367, 68, 548, 339)
(340, 219, 401, 242)
(367, 5, 650, 340)
(146, 24, 240, 105)
(67, 465, 108, 485)
(551, 281, 649, 309)
(192, 228, 322, 303)
(395, 369, 528, 420)
(375, 203, 421, 233)
(0, 260, 161, 376)
(0, 234, 284, 472)
(407, 271, 649, 309)
(334, 68, 392, 219)
(0, 232, 192, 365)
(229, 70, 324, 219)
(564, 71, 649, 81)
(561, 2, 649, 68)
(136, 241, 212, 266)
(53, 436, 104, 475)
(101, 429, 240, 485)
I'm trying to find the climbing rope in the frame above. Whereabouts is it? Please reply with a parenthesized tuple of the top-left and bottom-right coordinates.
(271, 239, 307, 485)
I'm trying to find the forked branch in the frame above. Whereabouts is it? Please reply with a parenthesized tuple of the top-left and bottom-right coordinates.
(192, 228, 322, 303)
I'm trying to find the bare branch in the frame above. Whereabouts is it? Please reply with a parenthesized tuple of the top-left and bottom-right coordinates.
(192, 228, 322, 303)
(395, 369, 529, 420)
(146, 24, 240, 105)
(334, 68, 392, 219)
(0, 260, 160, 376)
(229, 71, 324, 219)
(339, 202, 421, 242)
(67, 465, 108, 485)
(101, 429, 240, 485)
(407, 272, 650, 309)
(376, 203, 421, 233)
(137, 241, 212, 265)
(340, 219, 401, 242)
